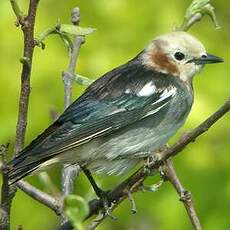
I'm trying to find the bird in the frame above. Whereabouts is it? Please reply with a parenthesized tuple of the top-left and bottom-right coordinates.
(8, 31, 223, 196)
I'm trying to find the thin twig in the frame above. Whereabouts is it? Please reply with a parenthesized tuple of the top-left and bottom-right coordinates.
(61, 8, 84, 195)
(10, 0, 25, 23)
(62, 165, 81, 197)
(17, 181, 63, 215)
(163, 159, 202, 230)
(61, 7, 84, 224)
(62, 7, 84, 109)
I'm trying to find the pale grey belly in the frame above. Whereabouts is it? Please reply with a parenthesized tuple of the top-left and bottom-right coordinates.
(83, 114, 184, 160)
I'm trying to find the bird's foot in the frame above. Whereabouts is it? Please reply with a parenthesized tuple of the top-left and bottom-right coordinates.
(97, 189, 117, 220)
(144, 153, 161, 176)
(158, 144, 169, 152)
(158, 164, 168, 181)
(81, 166, 117, 219)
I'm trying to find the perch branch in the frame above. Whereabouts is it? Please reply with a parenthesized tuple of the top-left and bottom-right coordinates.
(56, 98, 229, 230)
(85, 98, 230, 222)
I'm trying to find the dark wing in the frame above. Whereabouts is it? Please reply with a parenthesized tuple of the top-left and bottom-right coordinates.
(9, 57, 177, 182)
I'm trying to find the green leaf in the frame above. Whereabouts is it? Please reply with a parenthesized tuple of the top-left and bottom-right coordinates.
(74, 74, 94, 86)
(185, 0, 220, 29)
(59, 33, 73, 50)
(177, 0, 220, 31)
(190, 0, 210, 11)
(143, 180, 164, 193)
(185, 0, 209, 19)
(64, 195, 89, 230)
(59, 24, 96, 36)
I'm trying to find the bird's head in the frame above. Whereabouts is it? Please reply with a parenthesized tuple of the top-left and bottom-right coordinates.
(142, 31, 223, 82)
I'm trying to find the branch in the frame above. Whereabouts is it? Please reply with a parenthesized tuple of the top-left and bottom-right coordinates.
(13, 0, 40, 156)
(0, 1, 39, 229)
(163, 159, 202, 230)
(57, 99, 229, 230)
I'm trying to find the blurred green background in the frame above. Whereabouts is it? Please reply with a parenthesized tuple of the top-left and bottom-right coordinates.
(0, 0, 230, 229)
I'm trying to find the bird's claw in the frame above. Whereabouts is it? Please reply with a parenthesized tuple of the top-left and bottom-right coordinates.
(144, 154, 161, 176)
(158, 165, 168, 181)
(102, 202, 117, 220)
(97, 189, 117, 220)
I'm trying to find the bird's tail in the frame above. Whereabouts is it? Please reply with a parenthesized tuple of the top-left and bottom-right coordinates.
(7, 120, 63, 184)
(7, 152, 53, 185)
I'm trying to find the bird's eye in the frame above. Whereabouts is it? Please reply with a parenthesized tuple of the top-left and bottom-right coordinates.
(201, 54, 208, 59)
(174, 52, 185, 61)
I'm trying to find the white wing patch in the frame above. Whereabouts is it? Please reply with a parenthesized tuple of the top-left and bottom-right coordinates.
(152, 87, 177, 105)
(160, 87, 177, 100)
(143, 86, 177, 118)
(137, 81, 156, 97)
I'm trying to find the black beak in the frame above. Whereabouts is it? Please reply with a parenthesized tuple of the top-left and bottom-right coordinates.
(188, 54, 224, 65)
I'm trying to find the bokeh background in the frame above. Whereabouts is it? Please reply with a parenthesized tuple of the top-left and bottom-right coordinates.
(0, 0, 230, 229)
